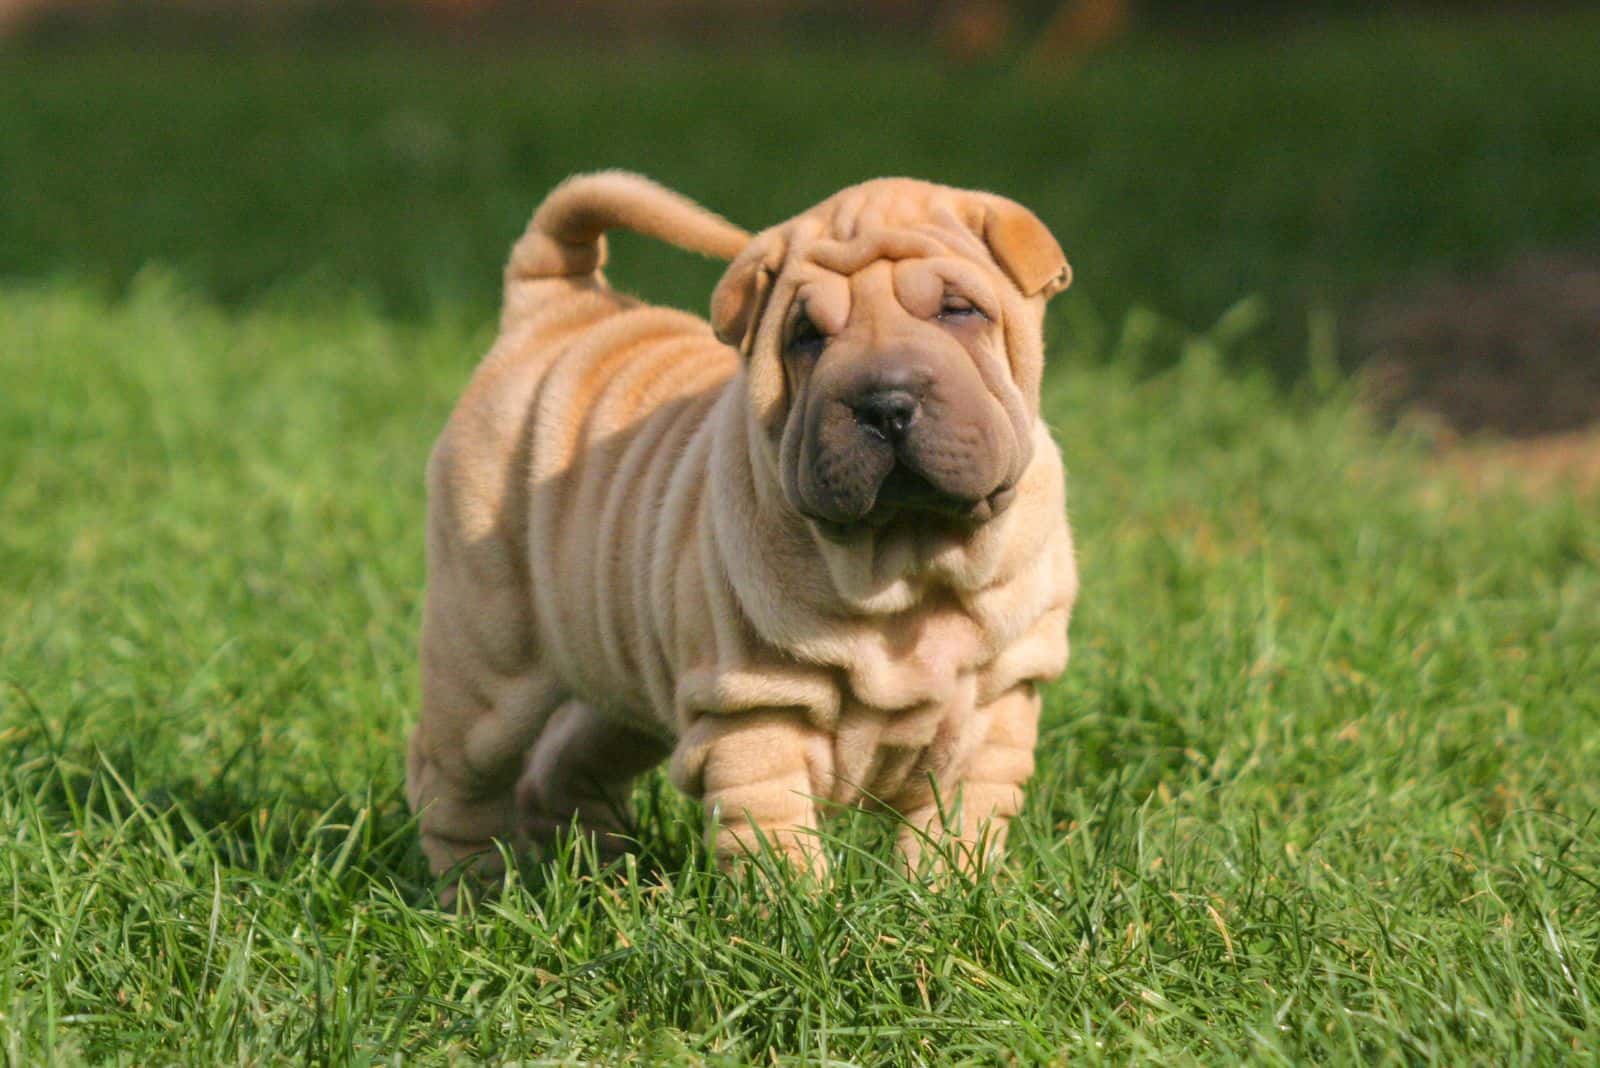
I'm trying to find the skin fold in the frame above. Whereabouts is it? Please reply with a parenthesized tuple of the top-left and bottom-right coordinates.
(407, 171, 1078, 883)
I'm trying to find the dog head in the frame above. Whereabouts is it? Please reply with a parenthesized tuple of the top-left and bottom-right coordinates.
(711, 179, 1070, 538)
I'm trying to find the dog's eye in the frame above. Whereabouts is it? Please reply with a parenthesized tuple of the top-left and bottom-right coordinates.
(787, 314, 827, 356)
(938, 296, 986, 321)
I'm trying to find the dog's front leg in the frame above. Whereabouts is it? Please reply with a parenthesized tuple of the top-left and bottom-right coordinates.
(690, 710, 831, 878)
(895, 684, 1040, 874)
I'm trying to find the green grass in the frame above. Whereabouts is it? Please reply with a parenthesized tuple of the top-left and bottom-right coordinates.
(5, 275, 1598, 1063)
(4, 14, 1600, 1065)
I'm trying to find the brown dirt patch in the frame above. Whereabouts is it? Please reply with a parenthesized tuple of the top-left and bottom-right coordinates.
(1355, 249, 1600, 497)
(1432, 426, 1600, 498)
(1358, 250, 1600, 439)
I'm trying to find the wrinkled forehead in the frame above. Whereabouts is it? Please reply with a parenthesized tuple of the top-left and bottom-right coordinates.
(775, 183, 1003, 333)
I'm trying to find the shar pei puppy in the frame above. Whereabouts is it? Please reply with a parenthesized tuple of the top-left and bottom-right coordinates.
(407, 171, 1078, 882)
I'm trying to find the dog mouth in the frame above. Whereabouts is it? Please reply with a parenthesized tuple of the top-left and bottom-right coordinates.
(802, 467, 1017, 541)
(787, 375, 1026, 540)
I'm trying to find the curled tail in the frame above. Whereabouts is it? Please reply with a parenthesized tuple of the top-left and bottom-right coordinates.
(507, 170, 750, 286)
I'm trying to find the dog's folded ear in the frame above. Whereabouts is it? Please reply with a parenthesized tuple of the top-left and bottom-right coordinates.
(982, 198, 1072, 300)
(712, 236, 783, 352)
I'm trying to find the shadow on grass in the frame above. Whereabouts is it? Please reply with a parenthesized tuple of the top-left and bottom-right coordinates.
(2, 687, 717, 912)
(4, 701, 420, 891)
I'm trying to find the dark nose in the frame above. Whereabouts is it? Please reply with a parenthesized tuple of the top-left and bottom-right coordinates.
(850, 389, 920, 441)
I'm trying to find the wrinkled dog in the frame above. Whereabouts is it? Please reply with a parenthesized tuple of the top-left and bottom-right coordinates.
(408, 172, 1077, 880)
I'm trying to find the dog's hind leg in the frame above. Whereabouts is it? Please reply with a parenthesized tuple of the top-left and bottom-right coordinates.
(407, 658, 564, 886)
(514, 700, 671, 860)
(407, 505, 568, 890)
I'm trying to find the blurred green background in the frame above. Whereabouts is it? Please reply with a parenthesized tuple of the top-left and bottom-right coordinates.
(4, 2, 1598, 405)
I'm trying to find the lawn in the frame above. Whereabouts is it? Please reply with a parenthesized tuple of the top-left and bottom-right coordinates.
(3, 14, 1600, 1064)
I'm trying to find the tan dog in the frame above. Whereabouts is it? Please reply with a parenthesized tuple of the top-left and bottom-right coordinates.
(407, 171, 1078, 880)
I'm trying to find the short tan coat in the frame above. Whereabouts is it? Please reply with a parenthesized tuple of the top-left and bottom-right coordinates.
(407, 172, 1077, 878)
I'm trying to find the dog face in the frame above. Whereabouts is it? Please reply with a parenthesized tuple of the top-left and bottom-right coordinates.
(712, 179, 1070, 536)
